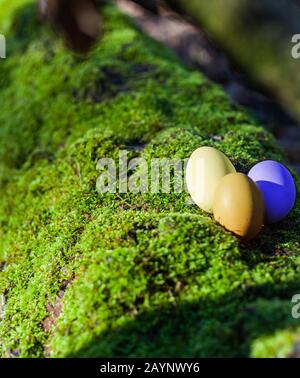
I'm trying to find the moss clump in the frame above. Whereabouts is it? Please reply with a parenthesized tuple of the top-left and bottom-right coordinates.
(0, 1, 300, 358)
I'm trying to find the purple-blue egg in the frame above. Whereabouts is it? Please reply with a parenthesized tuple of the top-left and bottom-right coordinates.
(248, 160, 296, 223)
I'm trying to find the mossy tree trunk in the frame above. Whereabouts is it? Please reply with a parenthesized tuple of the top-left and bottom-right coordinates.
(0, 1, 300, 358)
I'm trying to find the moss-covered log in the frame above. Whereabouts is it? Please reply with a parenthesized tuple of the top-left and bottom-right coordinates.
(0, 0, 300, 358)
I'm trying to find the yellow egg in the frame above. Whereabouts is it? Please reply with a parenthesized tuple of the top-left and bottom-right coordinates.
(213, 173, 264, 241)
(186, 146, 236, 212)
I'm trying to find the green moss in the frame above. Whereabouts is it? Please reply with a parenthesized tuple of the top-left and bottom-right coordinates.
(0, 1, 300, 358)
(251, 327, 300, 358)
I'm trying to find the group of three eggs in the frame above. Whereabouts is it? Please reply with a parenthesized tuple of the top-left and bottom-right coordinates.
(186, 147, 296, 241)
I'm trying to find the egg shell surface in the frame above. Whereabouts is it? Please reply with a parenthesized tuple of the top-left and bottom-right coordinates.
(248, 160, 296, 223)
(186, 146, 236, 213)
(213, 173, 264, 241)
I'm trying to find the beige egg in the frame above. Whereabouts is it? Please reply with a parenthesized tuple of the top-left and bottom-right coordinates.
(213, 173, 264, 241)
(186, 146, 236, 212)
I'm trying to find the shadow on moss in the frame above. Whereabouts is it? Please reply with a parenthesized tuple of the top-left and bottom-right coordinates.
(69, 280, 300, 358)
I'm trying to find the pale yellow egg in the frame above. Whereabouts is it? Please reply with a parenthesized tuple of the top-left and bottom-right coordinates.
(186, 146, 236, 212)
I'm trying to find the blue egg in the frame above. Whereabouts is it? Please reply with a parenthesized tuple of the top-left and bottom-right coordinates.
(248, 160, 296, 223)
